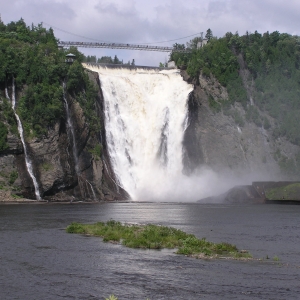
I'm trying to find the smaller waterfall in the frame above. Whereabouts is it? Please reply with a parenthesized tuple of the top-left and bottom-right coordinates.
(63, 82, 79, 173)
(103, 159, 120, 193)
(157, 108, 169, 166)
(11, 79, 41, 200)
(86, 180, 96, 200)
(62, 82, 97, 200)
(5, 87, 10, 100)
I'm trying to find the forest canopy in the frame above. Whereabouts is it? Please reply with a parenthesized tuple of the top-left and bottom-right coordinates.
(171, 29, 300, 146)
(0, 18, 99, 138)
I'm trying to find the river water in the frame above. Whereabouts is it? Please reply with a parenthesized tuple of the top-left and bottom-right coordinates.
(0, 202, 299, 299)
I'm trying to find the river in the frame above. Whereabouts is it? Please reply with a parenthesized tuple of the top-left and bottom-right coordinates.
(0, 202, 299, 299)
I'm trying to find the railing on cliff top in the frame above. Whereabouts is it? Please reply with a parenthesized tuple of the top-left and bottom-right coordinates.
(58, 41, 190, 53)
(83, 62, 175, 70)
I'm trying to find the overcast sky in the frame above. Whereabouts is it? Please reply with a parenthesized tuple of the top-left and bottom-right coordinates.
(1, 0, 300, 66)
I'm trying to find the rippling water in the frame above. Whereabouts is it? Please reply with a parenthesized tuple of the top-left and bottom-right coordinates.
(0, 202, 300, 299)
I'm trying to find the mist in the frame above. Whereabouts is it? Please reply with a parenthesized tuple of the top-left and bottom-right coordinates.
(133, 165, 278, 202)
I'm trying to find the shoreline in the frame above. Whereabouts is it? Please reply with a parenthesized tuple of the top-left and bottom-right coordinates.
(0, 198, 134, 205)
(2, 199, 300, 205)
(0, 199, 115, 205)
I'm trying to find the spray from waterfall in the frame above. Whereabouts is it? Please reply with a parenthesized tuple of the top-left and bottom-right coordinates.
(63, 82, 79, 173)
(11, 79, 41, 200)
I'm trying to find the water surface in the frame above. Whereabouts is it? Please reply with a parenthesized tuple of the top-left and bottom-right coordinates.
(0, 203, 299, 299)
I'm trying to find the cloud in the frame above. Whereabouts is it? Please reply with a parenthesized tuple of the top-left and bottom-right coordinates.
(1, 0, 76, 25)
(1, 0, 300, 65)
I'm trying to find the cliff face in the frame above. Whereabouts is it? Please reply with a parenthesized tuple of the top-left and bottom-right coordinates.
(0, 71, 126, 202)
(1, 65, 299, 202)
(182, 69, 300, 181)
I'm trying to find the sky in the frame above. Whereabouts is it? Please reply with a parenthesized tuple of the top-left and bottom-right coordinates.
(1, 0, 300, 66)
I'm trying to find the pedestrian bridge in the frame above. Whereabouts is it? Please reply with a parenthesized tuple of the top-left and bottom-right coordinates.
(58, 41, 190, 53)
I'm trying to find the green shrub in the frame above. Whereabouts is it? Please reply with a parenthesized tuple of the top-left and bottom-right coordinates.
(66, 222, 87, 234)
(89, 144, 102, 160)
(202, 67, 210, 77)
(246, 106, 261, 127)
(0, 121, 8, 151)
(8, 170, 18, 185)
(208, 95, 221, 113)
(41, 162, 53, 171)
(233, 111, 245, 127)
(105, 295, 118, 300)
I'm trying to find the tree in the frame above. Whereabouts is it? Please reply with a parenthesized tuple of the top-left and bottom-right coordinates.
(173, 43, 185, 50)
(113, 55, 122, 64)
(205, 28, 213, 41)
(97, 56, 113, 64)
(186, 37, 201, 49)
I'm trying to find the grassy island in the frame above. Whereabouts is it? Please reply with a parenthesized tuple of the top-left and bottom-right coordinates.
(66, 220, 252, 259)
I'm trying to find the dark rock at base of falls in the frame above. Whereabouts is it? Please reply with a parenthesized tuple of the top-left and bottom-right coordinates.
(198, 181, 300, 204)
(198, 184, 266, 204)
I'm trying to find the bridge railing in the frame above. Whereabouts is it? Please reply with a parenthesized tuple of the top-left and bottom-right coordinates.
(58, 41, 190, 53)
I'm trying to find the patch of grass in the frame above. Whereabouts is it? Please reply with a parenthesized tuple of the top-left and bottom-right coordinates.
(105, 295, 118, 300)
(12, 193, 22, 199)
(0, 121, 9, 151)
(66, 220, 252, 260)
(41, 162, 53, 171)
(233, 111, 245, 127)
(9, 170, 18, 185)
(273, 256, 280, 261)
(208, 94, 221, 113)
(265, 183, 300, 200)
(88, 144, 102, 161)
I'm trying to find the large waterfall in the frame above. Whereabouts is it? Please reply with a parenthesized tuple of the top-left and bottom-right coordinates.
(85, 65, 194, 201)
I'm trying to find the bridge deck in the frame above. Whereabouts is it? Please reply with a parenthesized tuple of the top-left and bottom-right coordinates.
(58, 41, 190, 53)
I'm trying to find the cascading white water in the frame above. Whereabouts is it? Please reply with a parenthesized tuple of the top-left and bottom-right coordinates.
(62, 82, 79, 173)
(86, 180, 96, 199)
(84, 65, 193, 201)
(10, 79, 41, 200)
(62, 82, 96, 200)
(5, 87, 10, 100)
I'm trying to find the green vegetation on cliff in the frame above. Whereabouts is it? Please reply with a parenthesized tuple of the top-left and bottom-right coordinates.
(0, 121, 8, 151)
(0, 18, 100, 138)
(265, 183, 300, 200)
(66, 220, 252, 259)
(171, 30, 300, 147)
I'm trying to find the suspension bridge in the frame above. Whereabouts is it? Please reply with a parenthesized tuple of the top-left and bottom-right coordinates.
(58, 41, 191, 53)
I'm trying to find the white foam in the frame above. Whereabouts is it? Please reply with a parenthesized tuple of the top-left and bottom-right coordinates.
(85, 65, 193, 201)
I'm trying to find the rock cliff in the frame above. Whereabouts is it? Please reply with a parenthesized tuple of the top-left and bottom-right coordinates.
(182, 69, 300, 181)
(0, 72, 127, 202)
(1, 65, 300, 202)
